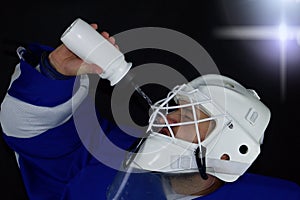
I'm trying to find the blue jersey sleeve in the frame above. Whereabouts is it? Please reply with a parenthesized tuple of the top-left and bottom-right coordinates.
(0, 43, 129, 200)
(8, 43, 76, 107)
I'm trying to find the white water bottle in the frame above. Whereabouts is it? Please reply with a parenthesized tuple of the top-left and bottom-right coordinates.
(60, 18, 132, 86)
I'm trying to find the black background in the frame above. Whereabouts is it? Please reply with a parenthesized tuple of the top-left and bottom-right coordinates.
(1, 1, 300, 199)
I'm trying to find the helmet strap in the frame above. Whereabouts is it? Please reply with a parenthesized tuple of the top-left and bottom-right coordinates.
(194, 146, 208, 180)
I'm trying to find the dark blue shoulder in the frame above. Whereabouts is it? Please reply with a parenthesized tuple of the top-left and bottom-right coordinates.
(199, 173, 300, 200)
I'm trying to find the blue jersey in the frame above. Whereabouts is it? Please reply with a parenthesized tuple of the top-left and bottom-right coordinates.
(1, 44, 299, 200)
(0, 44, 136, 199)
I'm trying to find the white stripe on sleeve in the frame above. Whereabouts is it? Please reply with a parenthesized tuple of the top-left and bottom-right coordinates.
(0, 75, 89, 138)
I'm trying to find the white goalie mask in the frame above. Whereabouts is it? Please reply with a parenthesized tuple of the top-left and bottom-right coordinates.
(125, 74, 271, 182)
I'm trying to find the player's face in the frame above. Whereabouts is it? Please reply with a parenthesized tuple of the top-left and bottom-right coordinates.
(158, 100, 215, 143)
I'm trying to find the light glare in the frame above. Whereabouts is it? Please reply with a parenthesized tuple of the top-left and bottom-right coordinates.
(279, 23, 288, 42)
(282, 0, 300, 3)
(214, 25, 300, 42)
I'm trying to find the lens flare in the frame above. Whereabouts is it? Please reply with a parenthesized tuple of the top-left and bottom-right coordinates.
(279, 23, 288, 42)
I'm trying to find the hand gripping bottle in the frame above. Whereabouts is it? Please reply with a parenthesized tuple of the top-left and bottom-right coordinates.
(60, 18, 132, 85)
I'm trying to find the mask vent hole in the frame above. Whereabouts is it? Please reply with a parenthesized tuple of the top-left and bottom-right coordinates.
(239, 145, 248, 154)
(220, 154, 230, 160)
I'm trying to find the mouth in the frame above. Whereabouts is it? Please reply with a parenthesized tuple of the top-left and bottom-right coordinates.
(159, 127, 172, 137)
